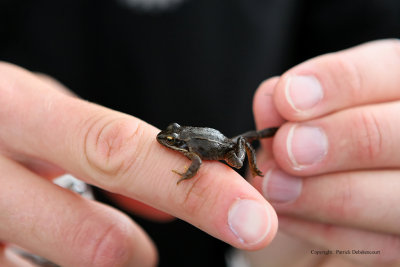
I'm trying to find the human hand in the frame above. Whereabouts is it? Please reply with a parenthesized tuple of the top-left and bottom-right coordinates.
(0, 62, 278, 266)
(251, 40, 400, 266)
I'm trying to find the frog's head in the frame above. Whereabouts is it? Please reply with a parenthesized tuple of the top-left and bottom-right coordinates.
(157, 123, 188, 152)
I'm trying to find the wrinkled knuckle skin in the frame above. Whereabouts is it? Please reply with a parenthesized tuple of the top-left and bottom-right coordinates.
(353, 110, 383, 163)
(332, 53, 363, 101)
(71, 219, 134, 267)
(326, 174, 356, 219)
(88, 223, 133, 267)
(67, 208, 155, 267)
(82, 114, 143, 188)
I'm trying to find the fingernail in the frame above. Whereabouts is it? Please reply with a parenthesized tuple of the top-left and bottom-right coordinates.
(262, 168, 302, 203)
(285, 75, 323, 112)
(287, 124, 328, 169)
(228, 199, 271, 245)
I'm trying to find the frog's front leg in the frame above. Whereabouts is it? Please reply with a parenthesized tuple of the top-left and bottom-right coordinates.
(173, 152, 202, 184)
(224, 137, 246, 169)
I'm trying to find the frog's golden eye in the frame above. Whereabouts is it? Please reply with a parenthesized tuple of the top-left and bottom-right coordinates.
(166, 136, 174, 141)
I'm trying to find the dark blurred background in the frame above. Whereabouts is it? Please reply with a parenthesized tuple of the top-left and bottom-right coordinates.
(1, 0, 399, 266)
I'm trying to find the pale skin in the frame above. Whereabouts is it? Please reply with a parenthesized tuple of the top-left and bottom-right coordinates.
(0, 63, 278, 266)
(250, 39, 400, 266)
(1, 39, 399, 267)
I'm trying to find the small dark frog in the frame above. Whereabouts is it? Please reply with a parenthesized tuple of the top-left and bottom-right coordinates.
(157, 123, 278, 184)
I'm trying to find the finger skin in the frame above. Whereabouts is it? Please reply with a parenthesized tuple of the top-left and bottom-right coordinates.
(0, 156, 157, 267)
(272, 102, 400, 176)
(273, 39, 400, 121)
(253, 41, 400, 175)
(279, 216, 400, 266)
(253, 77, 286, 129)
(104, 193, 175, 222)
(250, 40, 400, 266)
(252, 163, 400, 234)
(0, 62, 278, 250)
(242, 231, 367, 267)
(252, 77, 285, 162)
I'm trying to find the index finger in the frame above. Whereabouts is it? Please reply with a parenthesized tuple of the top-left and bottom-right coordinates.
(0, 62, 278, 250)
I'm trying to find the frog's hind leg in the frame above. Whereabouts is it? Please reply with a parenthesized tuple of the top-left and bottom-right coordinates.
(244, 141, 263, 177)
(224, 137, 246, 169)
(175, 152, 202, 184)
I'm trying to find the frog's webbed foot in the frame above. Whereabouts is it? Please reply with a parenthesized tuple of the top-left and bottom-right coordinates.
(173, 152, 202, 184)
(244, 141, 263, 177)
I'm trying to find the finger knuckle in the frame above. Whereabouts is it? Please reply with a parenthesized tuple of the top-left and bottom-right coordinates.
(332, 53, 364, 101)
(326, 174, 356, 218)
(352, 109, 383, 162)
(82, 114, 144, 188)
(91, 225, 132, 267)
(72, 214, 135, 267)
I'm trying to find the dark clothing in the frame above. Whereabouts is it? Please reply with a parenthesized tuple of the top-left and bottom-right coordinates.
(1, 1, 399, 266)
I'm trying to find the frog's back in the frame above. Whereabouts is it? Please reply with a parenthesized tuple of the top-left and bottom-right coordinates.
(180, 126, 232, 159)
(180, 126, 227, 142)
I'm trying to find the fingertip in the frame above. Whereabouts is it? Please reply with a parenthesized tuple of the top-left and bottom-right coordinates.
(273, 74, 303, 122)
(274, 39, 400, 123)
(255, 77, 279, 97)
(270, 121, 323, 177)
(253, 77, 285, 129)
(275, 73, 324, 120)
(271, 122, 298, 174)
(167, 163, 278, 251)
(227, 196, 278, 250)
